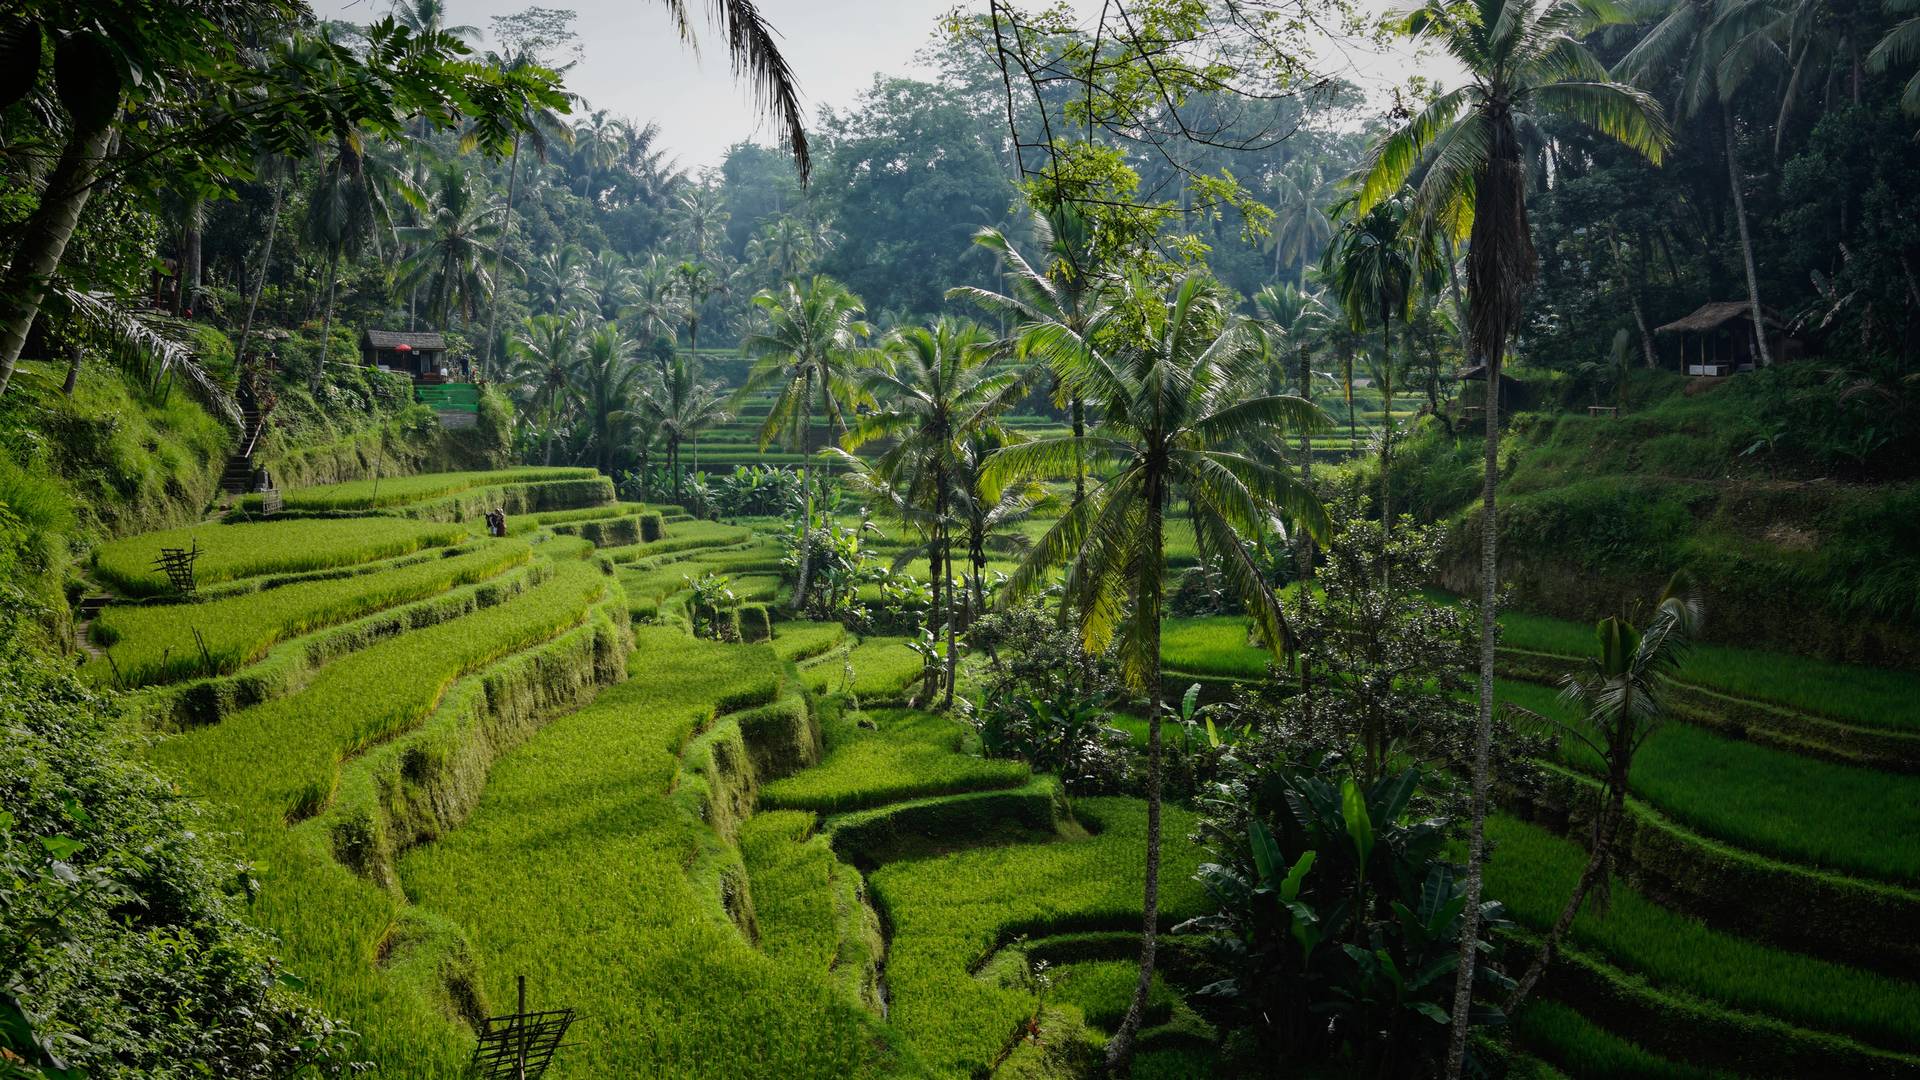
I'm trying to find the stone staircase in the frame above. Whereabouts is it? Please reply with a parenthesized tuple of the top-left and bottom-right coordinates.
(72, 595, 110, 660)
(220, 405, 267, 495)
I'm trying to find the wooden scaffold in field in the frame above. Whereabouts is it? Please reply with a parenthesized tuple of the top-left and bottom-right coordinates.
(468, 976, 575, 1080)
(151, 542, 200, 598)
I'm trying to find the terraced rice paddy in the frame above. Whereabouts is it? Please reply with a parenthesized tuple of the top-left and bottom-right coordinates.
(93, 466, 1917, 1079)
(1499, 678, 1920, 883)
(92, 517, 468, 595)
(1498, 607, 1920, 731)
(262, 466, 600, 511)
(92, 468, 1198, 1079)
(89, 540, 531, 685)
(1486, 817, 1920, 1053)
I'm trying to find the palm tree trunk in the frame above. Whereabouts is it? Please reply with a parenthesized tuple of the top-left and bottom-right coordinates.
(1445, 342, 1502, 1080)
(1380, 315, 1394, 571)
(943, 522, 958, 708)
(791, 375, 815, 613)
(1107, 475, 1167, 1073)
(1345, 348, 1358, 454)
(315, 250, 340, 396)
(0, 112, 118, 394)
(60, 340, 82, 396)
(480, 133, 522, 375)
(1723, 105, 1774, 368)
(179, 196, 205, 316)
(236, 176, 287, 375)
(1070, 394, 1086, 504)
(1296, 343, 1317, 729)
(671, 432, 683, 502)
(1444, 234, 1471, 361)
(1507, 771, 1627, 1012)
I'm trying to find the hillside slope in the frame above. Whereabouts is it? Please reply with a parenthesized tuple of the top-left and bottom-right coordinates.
(1384, 366, 1920, 666)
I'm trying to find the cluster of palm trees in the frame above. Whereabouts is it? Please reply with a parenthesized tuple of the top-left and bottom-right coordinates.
(715, 213, 1337, 1069)
(503, 312, 731, 481)
(209, 0, 817, 395)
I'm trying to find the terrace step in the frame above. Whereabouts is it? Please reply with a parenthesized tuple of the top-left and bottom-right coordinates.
(71, 595, 110, 660)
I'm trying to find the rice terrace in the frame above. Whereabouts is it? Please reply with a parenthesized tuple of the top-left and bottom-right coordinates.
(3, 0, 1920, 1078)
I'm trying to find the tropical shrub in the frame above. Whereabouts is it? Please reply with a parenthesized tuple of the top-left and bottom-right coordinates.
(0, 599, 359, 1078)
(1180, 758, 1513, 1077)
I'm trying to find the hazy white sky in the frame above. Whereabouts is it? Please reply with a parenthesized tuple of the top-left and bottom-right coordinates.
(313, 0, 1466, 170)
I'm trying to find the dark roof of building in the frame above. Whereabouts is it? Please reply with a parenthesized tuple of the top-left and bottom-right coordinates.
(362, 329, 448, 350)
(1654, 302, 1787, 334)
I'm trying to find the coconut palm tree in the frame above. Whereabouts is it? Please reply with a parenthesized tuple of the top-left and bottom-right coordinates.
(587, 250, 637, 321)
(506, 312, 583, 464)
(949, 203, 1109, 505)
(953, 429, 1052, 618)
(672, 186, 731, 262)
(748, 215, 818, 280)
(675, 260, 722, 359)
(526, 246, 593, 315)
(739, 275, 871, 609)
(645, 353, 732, 501)
(1615, 0, 1777, 366)
(1506, 578, 1701, 1012)
(987, 272, 1330, 1071)
(1351, 0, 1670, 1068)
(845, 319, 1027, 704)
(305, 136, 414, 394)
(1324, 194, 1425, 548)
(396, 167, 502, 330)
(1869, 0, 1920, 115)
(388, 0, 479, 43)
(1264, 162, 1335, 281)
(572, 321, 647, 474)
(623, 253, 686, 355)
(475, 46, 575, 373)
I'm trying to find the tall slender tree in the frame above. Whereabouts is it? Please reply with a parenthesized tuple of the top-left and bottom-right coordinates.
(396, 167, 502, 330)
(1616, 0, 1776, 366)
(1505, 579, 1701, 1013)
(845, 319, 1027, 705)
(950, 204, 1109, 505)
(739, 275, 870, 609)
(1352, 0, 1670, 1070)
(987, 273, 1329, 1072)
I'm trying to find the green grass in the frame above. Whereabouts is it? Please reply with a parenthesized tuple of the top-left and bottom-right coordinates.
(1160, 616, 1274, 680)
(136, 555, 626, 1075)
(89, 540, 531, 687)
(802, 636, 926, 700)
(598, 520, 754, 564)
(1487, 816, 1920, 1050)
(1499, 607, 1920, 732)
(92, 517, 469, 596)
(525, 501, 663, 525)
(869, 797, 1208, 1078)
(1512, 1000, 1738, 1080)
(761, 708, 1029, 813)
(273, 467, 599, 511)
(1500, 680, 1920, 883)
(398, 627, 896, 1078)
(739, 810, 846, 973)
(1048, 960, 1179, 1030)
(770, 620, 848, 663)
(154, 559, 611, 824)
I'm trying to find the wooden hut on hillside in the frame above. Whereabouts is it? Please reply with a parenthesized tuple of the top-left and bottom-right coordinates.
(1654, 302, 1797, 376)
(1453, 361, 1524, 418)
(360, 329, 455, 381)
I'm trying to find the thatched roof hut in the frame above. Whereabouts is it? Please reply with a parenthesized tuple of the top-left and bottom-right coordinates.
(1654, 303, 1792, 376)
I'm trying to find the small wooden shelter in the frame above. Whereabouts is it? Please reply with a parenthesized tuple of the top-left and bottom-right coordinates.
(361, 329, 451, 381)
(1453, 361, 1523, 415)
(1654, 302, 1791, 377)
